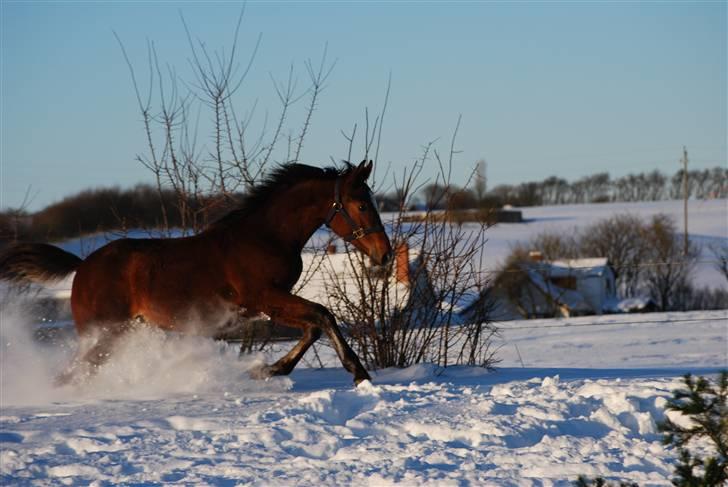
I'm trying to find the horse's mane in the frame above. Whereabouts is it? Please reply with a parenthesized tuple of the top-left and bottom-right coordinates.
(210, 163, 351, 228)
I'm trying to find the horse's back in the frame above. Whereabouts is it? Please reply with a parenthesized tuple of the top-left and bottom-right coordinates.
(69, 230, 303, 336)
(71, 236, 224, 333)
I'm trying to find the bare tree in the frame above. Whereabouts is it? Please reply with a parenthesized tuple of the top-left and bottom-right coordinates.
(646, 170, 666, 201)
(474, 159, 487, 206)
(421, 183, 449, 211)
(590, 172, 611, 202)
(113, 12, 343, 355)
(0, 186, 36, 243)
(541, 176, 569, 205)
(642, 214, 699, 311)
(709, 241, 728, 283)
(708, 167, 728, 198)
(580, 214, 649, 297)
(529, 232, 579, 260)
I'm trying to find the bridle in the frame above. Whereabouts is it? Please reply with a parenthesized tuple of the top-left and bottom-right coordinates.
(324, 177, 385, 242)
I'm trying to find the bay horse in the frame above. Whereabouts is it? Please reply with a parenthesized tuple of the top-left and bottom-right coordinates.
(0, 160, 392, 385)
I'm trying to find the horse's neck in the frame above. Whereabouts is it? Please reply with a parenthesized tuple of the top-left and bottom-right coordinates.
(241, 178, 333, 253)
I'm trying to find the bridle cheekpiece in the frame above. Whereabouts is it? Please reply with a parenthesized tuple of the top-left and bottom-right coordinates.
(324, 177, 384, 242)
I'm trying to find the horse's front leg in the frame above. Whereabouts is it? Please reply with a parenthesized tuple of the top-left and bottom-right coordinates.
(257, 291, 371, 385)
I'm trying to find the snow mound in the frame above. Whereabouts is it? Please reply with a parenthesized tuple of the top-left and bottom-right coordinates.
(0, 371, 700, 485)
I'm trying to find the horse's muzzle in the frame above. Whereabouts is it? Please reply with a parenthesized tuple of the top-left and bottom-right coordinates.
(378, 248, 393, 267)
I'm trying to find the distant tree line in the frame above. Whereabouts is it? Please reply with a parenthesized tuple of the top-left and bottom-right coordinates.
(0, 184, 235, 243)
(3, 164, 726, 244)
(396, 166, 727, 210)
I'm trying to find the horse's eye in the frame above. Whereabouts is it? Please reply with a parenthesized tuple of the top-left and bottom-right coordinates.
(358, 203, 368, 212)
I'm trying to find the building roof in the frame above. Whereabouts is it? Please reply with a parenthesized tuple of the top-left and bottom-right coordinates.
(533, 258, 611, 278)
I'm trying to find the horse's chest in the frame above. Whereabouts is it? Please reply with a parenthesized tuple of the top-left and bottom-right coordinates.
(279, 257, 303, 289)
(254, 263, 302, 293)
(218, 254, 302, 308)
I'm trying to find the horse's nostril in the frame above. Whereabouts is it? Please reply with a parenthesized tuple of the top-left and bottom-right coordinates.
(381, 249, 393, 266)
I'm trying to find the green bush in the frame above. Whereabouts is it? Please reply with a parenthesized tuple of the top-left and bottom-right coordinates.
(658, 371, 728, 486)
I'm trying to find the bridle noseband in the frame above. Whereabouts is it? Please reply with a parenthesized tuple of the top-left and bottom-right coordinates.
(324, 177, 385, 242)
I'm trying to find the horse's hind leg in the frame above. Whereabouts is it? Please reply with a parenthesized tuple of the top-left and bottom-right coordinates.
(55, 323, 131, 386)
(251, 326, 322, 378)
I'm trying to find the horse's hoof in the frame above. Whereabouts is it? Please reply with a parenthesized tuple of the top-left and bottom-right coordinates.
(54, 372, 73, 388)
(354, 371, 372, 386)
(54, 364, 89, 387)
(249, 364, 275, 380)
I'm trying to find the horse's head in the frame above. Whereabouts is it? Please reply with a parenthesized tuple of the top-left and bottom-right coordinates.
(325, 160, 393, 266)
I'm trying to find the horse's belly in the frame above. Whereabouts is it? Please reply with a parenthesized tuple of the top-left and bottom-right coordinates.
(136, 292, 241, 334)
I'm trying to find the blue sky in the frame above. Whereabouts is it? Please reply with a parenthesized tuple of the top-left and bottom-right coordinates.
(2, 1, 725, 211)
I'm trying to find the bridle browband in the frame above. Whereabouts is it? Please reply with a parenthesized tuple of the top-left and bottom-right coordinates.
(324, 177, 385, 242)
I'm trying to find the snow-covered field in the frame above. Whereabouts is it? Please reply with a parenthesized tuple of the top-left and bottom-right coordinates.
(1, 199, 726, 485)
(1, 304, 725, 485)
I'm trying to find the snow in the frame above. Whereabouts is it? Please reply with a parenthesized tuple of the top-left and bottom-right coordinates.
(548, 258, 610, 276)
(1, 300, 725, 485)
(494, 310, 727, 369)
(1, 199, 726, 484)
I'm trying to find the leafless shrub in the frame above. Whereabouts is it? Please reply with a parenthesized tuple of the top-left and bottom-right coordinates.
(116, 10, 333, 235)
(322, 119, 499, 370)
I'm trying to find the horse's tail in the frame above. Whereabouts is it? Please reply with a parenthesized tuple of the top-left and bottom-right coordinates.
(0, 243, 83, 285)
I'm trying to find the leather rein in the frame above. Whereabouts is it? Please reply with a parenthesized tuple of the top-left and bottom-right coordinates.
(324, 177, 385, 242)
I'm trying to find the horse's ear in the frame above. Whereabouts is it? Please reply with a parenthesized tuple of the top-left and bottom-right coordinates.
(354, 159, 373, 182)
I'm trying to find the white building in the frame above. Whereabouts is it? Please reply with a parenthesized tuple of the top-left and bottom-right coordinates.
(497, 254, 618, 319)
